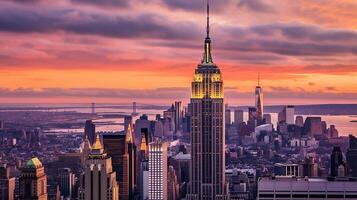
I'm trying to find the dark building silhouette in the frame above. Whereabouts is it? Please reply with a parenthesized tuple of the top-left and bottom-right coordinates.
(303, 117, 322, 136)
(330, 146, 346, 177)
(0, 164, 15, 200)
(84, 120, 96, 145)
(57, 168, 75, 199)
(347, 135, 357, 177)
(102, 125, 136, 200)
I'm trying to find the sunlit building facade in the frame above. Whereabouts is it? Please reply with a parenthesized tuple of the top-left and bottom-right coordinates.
(187, 2, 228, 199)
(79, 135, 119, 200)
(19, 157, 47, 200)
(255, 78, 264, 121)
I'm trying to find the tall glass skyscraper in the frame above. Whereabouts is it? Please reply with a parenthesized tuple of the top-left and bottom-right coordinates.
(187, 1, 228, 199)
(255, 75, 264, 121)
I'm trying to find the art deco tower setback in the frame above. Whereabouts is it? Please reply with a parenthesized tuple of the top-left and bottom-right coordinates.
(187, 1, 228, 199)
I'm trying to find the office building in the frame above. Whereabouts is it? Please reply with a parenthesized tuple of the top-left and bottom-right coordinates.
(134, 115, 153, 144)
(84, 120, 96, 145)
(330, 146, 346, 177)
(274, 163, 299, 177)
(278, 106, 295, 125)
(347, 135, 357, 177)
(304, 117, 322, 136)
(102, 125, 136, 200)
(168, 166, 179, 200)
(263, 114, 271, 124)
(258, 177, 357, 200)
(295, 116, 304, 127)
(139, 160, 149, 200)
(19, 157, 47, 200)
(148, 139, 167, 200)
(328, 125, 339, 138)
(285, 105, 295, 125)
(57, 168, 75, 199)
(300, 157, 319, 177)
(226, 105, 231, 125)
(187, 2, 228, 199)
(0, 164, 15, 200)
(174, 101, 183, 133)
(79, 135, 119, 200)
(234, 109, 244, 125)
(255, 75, 264, 121)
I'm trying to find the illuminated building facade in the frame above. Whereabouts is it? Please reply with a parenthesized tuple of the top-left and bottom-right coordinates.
(79, 135, 119, 200)
(148, 139, 167, 200)
(187, 2, 228, 199)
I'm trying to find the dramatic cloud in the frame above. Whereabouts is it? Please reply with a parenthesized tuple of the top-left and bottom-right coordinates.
(0, 0, 356, 104)
(237, 0, 274, 12)
(71, 0, 130, 8)
(0, 5, 200, 40)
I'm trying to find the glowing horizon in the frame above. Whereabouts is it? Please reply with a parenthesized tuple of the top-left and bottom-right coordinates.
(0, 0, 356, 105)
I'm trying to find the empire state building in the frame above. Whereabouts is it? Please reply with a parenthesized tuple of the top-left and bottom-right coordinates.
(187, 1, 228, 199)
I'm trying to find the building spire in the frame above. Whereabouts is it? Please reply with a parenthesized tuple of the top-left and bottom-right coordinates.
(206, 0, 210, 38)
(258, 73, 260, 87)
(202, 0, 213, 64)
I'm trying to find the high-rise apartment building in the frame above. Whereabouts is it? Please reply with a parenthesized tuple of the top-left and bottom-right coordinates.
(79, 135, 119, 200)
(187, 2, 228, 199)
(148, 139, 167, 200)
(19, 157, 47, 200)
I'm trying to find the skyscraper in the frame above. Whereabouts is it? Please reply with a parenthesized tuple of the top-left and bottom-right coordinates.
(233, 109, 244, 125)
(0, 164, 15, 200)
(57, 168, 75, 199)
(148, 139, 167, 200)
(330, 146, 346, 177)
(187, 2, 228, 199)
(79, 135, 119, 200)
(84, 120, 96, 145)
(347, 135, 357, 177)
(174, 101, 183, 134)
(19, 157, 47, 200)
(255, 74, 264, 121)
(101, 125, 136, 200)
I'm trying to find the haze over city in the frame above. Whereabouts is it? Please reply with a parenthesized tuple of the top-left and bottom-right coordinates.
(0, 0, 356, 105)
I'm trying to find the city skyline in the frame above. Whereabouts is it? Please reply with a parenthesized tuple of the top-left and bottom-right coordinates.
(0, 0, 356, 105)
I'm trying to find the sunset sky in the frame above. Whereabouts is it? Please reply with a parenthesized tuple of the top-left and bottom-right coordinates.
(0, 0, 356, 105)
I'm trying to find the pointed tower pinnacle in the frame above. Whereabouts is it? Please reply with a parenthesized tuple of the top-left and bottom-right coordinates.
(92, 135, 102, 150)
(202, 0, 213, 64)
(126, 124, 134, 143)
(206, 0, 210, 38)
(258, 73, 260, 87)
